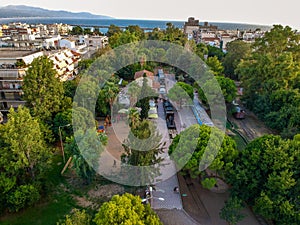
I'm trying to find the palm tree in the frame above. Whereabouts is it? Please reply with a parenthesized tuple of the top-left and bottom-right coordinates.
(102, 81, 119, 111)
(128, 107, 140, 129)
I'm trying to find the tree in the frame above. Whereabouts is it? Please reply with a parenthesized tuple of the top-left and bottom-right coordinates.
(106, 24, 122, 37)
(194, 43, 208, 60)
(163, 22, 187, 46)
(207, 45, 225, 60)
(78, 59, 94, 71)
(101, 81, 119, 114)
(127, 107, 140, 129)
(223, 40, 251, 80)
(122, 119, 165, 185)
(63, 76, 80, 100)
(215, 76, 237, 103)
(65, 129, 107, 184)
(58, 209, 91, 225)
(220, 196, 245, 225)
(109, 30, 139, 48)
(206, 56, 224, 76)
(126, 25, 145, 40)
(53, 109, 73, 141)
(23, 56, 64, 122)
(226, 135, 300, 224)
(136, 75, 157, 120)
(0, 106, 51, 212)
(237, 25, 300, 138)
(167, 82, 193, 108)
(127, 81, 142, 107)
(70, 26, 83, 35)
(93, 193, 162, 225)
(169, 124, 238, 179)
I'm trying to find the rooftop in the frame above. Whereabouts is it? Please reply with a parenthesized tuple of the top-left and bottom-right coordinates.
(0, 50, 36, 58)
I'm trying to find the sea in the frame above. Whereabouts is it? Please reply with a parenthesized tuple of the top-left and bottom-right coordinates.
(0, 17, 272, 33)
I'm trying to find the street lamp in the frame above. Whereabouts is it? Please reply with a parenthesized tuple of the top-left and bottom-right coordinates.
(59, 124, 71, 163)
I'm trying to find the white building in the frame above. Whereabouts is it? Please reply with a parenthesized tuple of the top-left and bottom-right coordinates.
(59, 39, 76, 50)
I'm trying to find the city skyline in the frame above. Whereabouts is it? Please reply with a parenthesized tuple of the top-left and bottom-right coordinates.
(0, 0, 299, 29)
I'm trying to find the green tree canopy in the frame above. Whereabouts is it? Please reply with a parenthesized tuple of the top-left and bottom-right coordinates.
(70, 26, 83, 35)
(226, 134, 300, 224)
(93, 193, 162, 225)
(206, 56, 224, 76)
(106, 24, 122, 37)
(169, 124, 238, 178)
(223, 40, 251, 80)
(0, 106, 51, 212)
(58, 209, 91, 225)
(23, 56, 65, 122)
(237, 25, 300, 138)
(167, 82, 193, 108)
(122, 119, 164, 184)
(215, 76, 237, 103)
(220, 196, 245, 225)
(65, 129, 107, 184)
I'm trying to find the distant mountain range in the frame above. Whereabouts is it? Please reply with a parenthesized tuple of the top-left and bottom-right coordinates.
(0, 5, 113, 19)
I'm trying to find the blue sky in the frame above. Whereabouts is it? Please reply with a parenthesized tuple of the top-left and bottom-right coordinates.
(1, 0, 299, 29)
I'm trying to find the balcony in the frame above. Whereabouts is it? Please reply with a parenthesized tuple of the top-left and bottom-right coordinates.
(0, 69, 26, 78)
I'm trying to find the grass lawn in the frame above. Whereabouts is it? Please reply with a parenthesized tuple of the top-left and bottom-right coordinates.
(0, 192, 76, 225)
(0, 153, 129, 225)
(0, 155, 77, 225)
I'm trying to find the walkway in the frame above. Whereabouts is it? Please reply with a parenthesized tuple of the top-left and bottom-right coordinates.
(151, 100, 182, 210)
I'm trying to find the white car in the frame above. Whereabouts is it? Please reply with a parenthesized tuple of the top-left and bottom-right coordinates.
(149, 100, 156, 107)
(159, 87, 166, 94)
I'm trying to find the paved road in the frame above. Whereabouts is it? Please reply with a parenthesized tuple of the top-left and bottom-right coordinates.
(151, 73, 199, 210)
(151, 101, 182, 210)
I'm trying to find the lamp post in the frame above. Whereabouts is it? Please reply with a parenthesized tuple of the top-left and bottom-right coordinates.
(59, 124, 71, 163)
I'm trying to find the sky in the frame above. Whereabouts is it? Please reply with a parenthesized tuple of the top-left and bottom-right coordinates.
(1, 0, 300, 29)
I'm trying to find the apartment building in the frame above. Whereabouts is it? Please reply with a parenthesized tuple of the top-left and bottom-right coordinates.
(0, 50, 43, 112)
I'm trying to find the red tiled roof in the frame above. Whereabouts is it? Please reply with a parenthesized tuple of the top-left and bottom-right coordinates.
(134, 70, 154, 80)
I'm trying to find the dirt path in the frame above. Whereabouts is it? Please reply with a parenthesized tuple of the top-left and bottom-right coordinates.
(178, 174, 261, 225)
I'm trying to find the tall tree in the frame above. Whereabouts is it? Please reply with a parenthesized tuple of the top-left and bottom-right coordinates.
(122, 119, 165, 185)
(206, 56, 224, 76)
(136, 75, 157, 120)
(223, 40, 251, 80)
(101, 81, 120, 114)
(215, 76, 237, 103)
(23, 56, 64, 122)
(0, 106, 51, 212)
(127, 81, 142, 107)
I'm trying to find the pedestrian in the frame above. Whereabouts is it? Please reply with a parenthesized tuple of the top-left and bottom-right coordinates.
(173, 186, 179, 193)
(113, 160, 116, 167)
